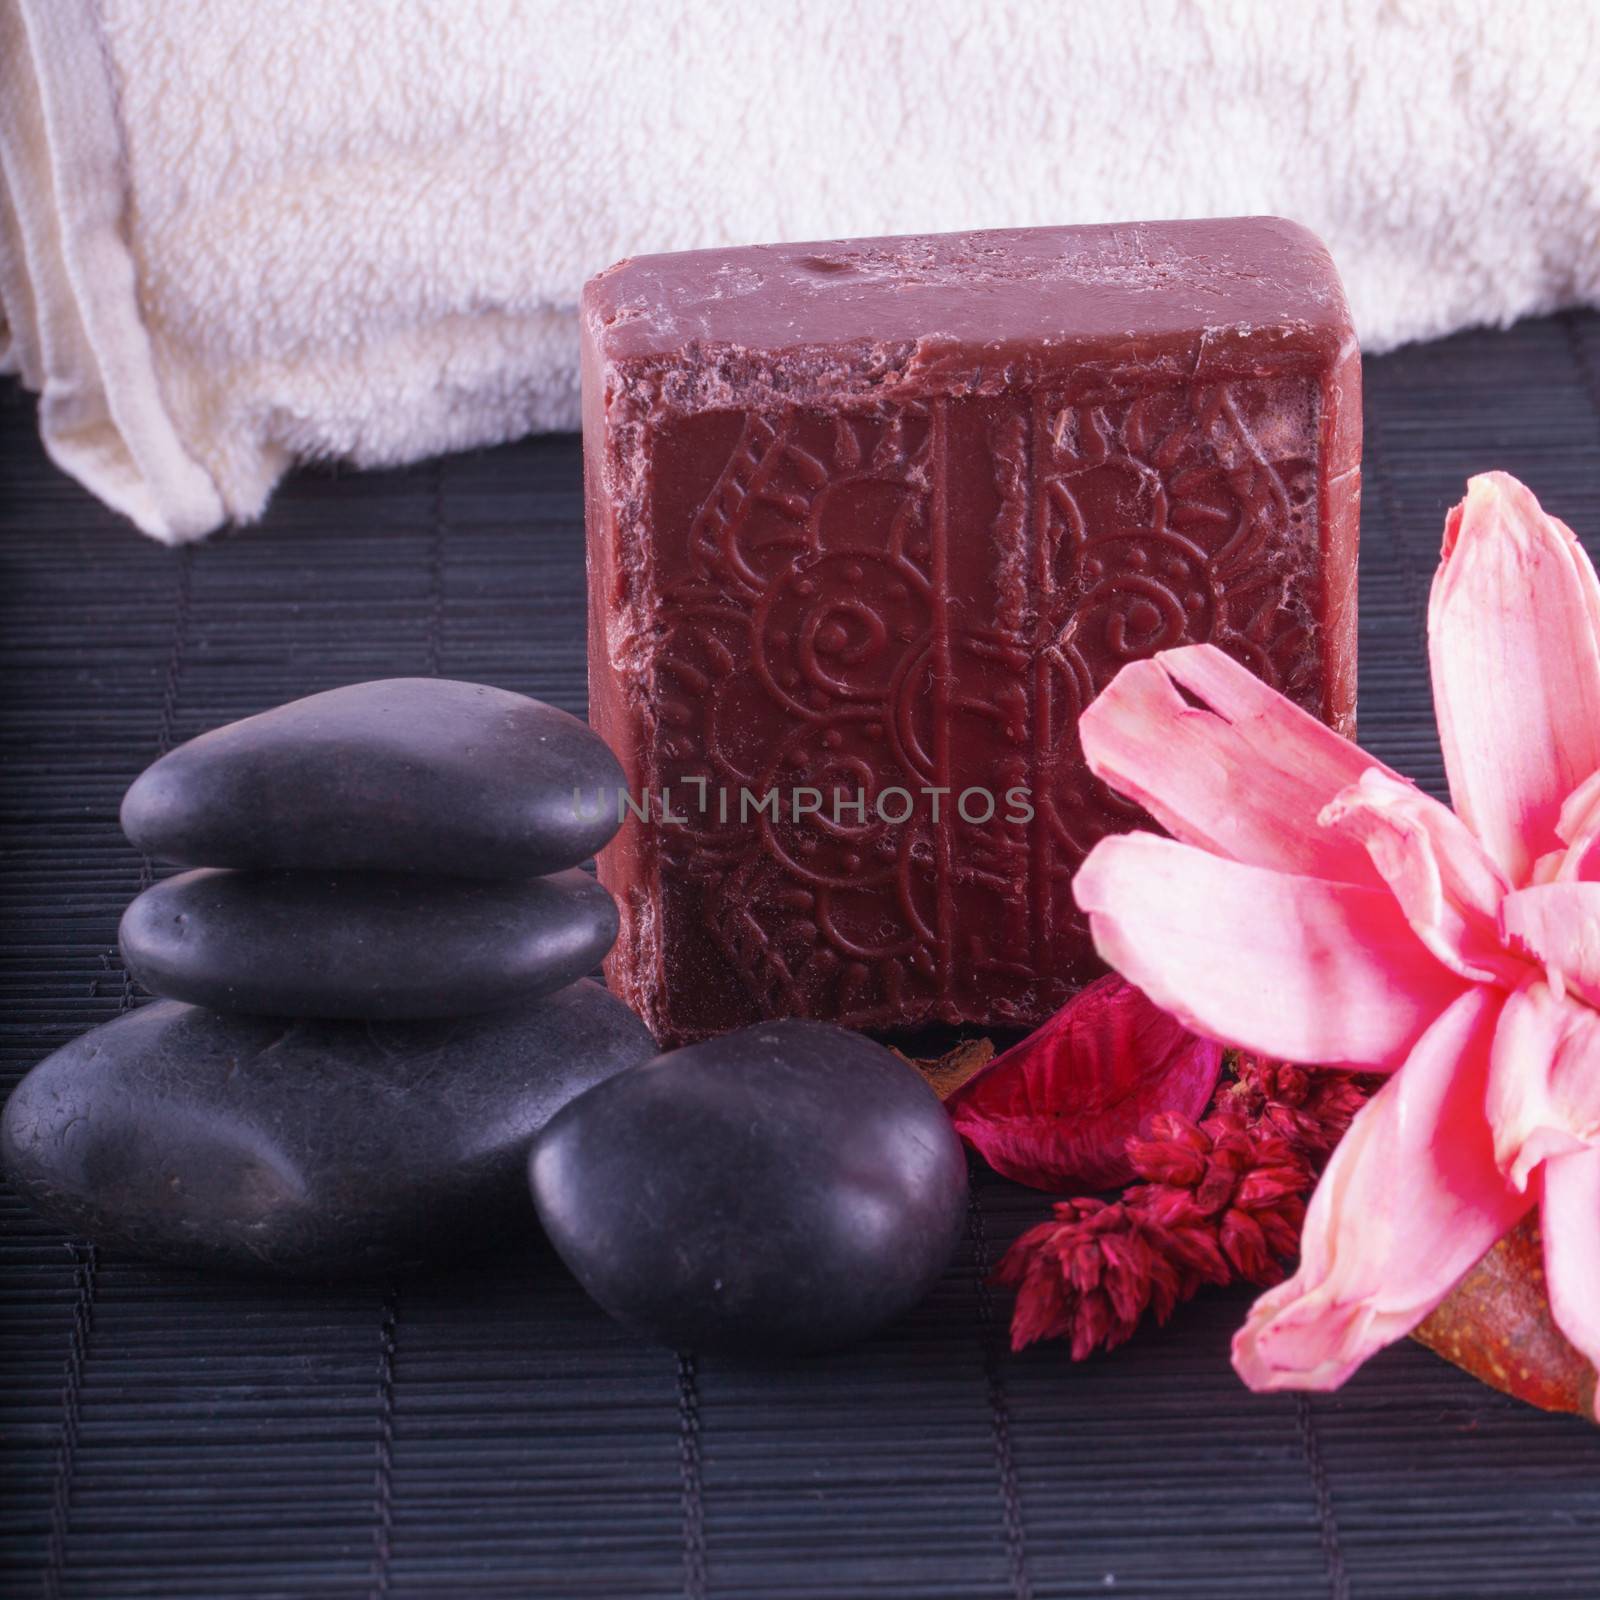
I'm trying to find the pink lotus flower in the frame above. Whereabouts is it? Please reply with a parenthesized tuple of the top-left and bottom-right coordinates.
(1072, 472, 1600, 1410)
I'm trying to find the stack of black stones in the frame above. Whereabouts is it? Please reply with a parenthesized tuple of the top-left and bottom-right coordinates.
(3, 677, 972, 1352)
(1, 679, 654, 1277)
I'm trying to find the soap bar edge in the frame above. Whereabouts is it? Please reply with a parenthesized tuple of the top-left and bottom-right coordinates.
(583, 317, 669, 1041)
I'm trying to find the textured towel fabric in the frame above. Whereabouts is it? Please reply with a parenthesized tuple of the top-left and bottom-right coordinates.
(1, 0, 1597, 544)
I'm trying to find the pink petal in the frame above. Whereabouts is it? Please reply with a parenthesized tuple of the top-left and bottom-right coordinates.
(1542, 1148, 1600, 1407)
(1429, 473, 1600, 886)
(1500, 882, 1600, 1006)
(1555, 767, 1600, 882)
(1233, 987, 1531, 1393)
(1485, 977, 1600, 1190)
(1074, 832, 1468, 1069)
(1079, 644, 1393, 887)
(1320, 769, 1521, 986)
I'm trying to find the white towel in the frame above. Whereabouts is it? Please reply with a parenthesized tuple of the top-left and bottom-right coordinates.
(3, 0, 1597, 544)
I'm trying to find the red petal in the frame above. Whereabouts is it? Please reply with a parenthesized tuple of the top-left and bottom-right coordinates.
(1006, 1262, 1072, 1352)
(946, 975, 1225, 1190)
(1220, 1209, 1272, 1279)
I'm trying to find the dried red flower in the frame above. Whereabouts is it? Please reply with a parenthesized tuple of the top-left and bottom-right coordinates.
(995, 1053, 1374, 1356)
(946, 975, 1224, 1190)
(891, 1037, 995, 1101)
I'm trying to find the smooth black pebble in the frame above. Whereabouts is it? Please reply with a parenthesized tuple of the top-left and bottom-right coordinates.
(120, 678, 625, 877)
(0, 982, 656, 1277)
(120, 867, 617, 1019)
(529, 1019, 968, 1355)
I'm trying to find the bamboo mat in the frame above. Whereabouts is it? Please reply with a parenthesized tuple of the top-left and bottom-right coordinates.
(4, 315, 1600, 1600)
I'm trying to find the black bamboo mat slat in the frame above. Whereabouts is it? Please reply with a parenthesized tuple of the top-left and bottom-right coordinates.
(5, 316, 1600, 1600)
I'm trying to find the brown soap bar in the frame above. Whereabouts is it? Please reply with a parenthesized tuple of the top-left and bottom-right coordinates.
(582, 218, 1359, 1045)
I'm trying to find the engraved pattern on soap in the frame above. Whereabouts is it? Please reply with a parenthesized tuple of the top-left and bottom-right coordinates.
(649, 378, 1322, 1031)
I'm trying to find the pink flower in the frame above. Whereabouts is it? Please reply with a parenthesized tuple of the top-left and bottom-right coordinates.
(1071, 472, 1600, 1409)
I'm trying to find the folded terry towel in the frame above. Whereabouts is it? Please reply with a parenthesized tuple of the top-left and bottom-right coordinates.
(3, 0, 1597, 543)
